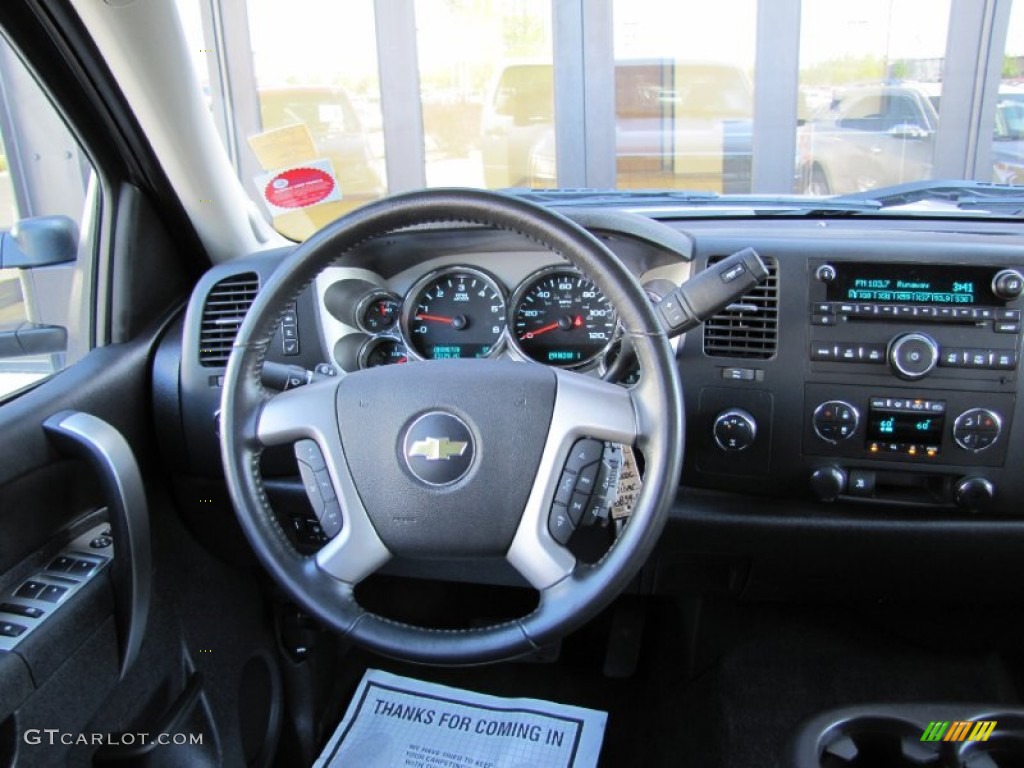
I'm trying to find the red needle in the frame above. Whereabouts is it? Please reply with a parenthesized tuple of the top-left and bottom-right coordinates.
(521, 322, 559, 340)
(416, 313, 454, 324)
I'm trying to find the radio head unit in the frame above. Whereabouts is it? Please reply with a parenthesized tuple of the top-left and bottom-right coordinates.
(824, 263, 1002, 306)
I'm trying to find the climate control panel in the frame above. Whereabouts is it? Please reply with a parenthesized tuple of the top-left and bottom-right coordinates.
(803, 383, 1012, 468)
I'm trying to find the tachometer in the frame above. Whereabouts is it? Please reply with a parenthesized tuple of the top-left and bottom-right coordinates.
(510, 268, 617, 367)
(403, 267, 507, 360)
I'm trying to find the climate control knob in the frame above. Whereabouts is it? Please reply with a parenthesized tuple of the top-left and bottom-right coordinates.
(889, 332, 939, 380)
(713, 408, 756, 451)
(952, 408, 1002, 452)
(812, 400, 859, 442)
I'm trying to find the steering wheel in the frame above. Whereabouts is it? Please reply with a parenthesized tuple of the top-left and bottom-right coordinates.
(221, 189, 683, 664)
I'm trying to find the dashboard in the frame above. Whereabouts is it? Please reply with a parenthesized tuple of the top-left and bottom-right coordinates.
(153, 211, 1024, 600)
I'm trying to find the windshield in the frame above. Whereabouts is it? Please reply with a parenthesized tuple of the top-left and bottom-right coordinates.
(176, 0, 1024, 241)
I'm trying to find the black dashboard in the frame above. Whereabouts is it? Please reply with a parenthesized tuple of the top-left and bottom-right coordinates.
(152, 212, 1024, 601)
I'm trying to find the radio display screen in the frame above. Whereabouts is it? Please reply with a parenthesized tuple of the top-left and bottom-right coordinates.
(866, 411, 944, 445)
(826, 264, 999, 305)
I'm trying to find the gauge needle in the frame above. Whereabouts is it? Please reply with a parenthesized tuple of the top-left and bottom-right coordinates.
(416, 313, 454, 324)
(520, 322, 560, 340)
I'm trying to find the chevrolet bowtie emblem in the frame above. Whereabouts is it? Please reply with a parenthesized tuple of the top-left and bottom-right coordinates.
(407, 436, 468, 461)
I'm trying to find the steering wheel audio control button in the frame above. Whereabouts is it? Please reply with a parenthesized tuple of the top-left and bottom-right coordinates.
(548, 503, 575, 545)
(321, 500, 343, 538)
(554, 471, 576, 505)
(566, 439, 603, 472)
(295, 440, 327, 471)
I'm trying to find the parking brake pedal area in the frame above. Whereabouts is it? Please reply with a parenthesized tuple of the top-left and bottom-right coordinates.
(0, 523, 113, 652)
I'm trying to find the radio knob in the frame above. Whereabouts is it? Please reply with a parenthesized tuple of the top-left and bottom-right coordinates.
(992, 269, 1024, 300)
(954, 476, 995, 512)
(889, 332, 939, 380)
(713, 408, 756, 451)
(810, 466, 846, 502)
(815, 264, 837, 283)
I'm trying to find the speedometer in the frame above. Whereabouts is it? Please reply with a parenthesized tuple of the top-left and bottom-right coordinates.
(510, 268, 617, 367)
(402, 267, 507, 360)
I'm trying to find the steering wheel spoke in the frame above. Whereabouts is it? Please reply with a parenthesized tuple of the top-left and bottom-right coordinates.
(255, 378, 392, 584)
(507, 370, 639, 590)
(255, 378, 341, 447)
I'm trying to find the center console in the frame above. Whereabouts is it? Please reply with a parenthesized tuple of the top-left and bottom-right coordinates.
(803, 258, 1022, 511)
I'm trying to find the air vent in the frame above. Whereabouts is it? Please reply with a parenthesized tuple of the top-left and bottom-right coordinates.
(702, 255, 778, 359)
(198, 272, 259, 367)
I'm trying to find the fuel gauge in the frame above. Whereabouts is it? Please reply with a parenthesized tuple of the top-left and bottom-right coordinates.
(360, 338, 409, 368)
(357, 292, 401, 333)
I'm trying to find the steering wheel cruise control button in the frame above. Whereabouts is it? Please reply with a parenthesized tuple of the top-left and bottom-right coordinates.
(554, 471, 576, 505)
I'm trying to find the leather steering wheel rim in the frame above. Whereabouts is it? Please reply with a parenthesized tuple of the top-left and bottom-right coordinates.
(220, 188, 683, 664)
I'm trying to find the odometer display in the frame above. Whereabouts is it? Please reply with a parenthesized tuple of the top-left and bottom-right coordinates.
(403, 268, 507, 360)
(511, 269, 616, 367)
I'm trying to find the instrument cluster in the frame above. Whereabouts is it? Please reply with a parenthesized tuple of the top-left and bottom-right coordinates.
(324, 265, 619, 372)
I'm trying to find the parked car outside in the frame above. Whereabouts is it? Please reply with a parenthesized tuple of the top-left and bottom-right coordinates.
(481, 60, 754, 193)
(799, 82, 1024, 193)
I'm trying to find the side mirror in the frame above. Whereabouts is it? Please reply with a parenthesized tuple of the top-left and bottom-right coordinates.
(887, 123, 930, 141)
(0, 215, 79, 269)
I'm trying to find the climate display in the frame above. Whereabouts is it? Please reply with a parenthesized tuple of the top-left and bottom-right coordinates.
(826, 264, 999, 305)
(866, 411, 944, 444)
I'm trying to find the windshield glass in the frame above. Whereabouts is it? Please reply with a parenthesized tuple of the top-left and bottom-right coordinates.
(177, 0, 1024, 240)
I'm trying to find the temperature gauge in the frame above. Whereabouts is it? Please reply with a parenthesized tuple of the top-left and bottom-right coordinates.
(357, 292, 401, 333)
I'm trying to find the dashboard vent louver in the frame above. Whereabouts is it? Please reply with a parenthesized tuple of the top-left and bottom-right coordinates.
(198, 272, 259, 367)
(702, 255, 778, 359)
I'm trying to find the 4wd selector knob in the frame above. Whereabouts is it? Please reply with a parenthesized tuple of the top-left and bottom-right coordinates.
(889, 332, 939, 380)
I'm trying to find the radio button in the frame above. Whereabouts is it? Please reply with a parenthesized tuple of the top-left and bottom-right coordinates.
(974, 308, 994, 320)
(864, 344, 886, 363)
(993, 351, 1017, 369)
(837, 303, 855, 315)
(995, 321, 1020, 333)
(897, 306, 915, 318)
(937, 307, 956, 321)
(879, 305, 897, 317)
(810, 343, 835, 361)
(996, 309, 1020, 321)
(811, 314, 836, 326)
(966, 349, 993, 368)
(939, 348, 966, 367)
(813, 302, 833, 315)
(916, 306, 937, 318)
(955, 308, 974, 320)
(837, 345, 859, 361)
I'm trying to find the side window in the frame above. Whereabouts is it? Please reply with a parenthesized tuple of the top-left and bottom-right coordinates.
(0, 34, 93, 398)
